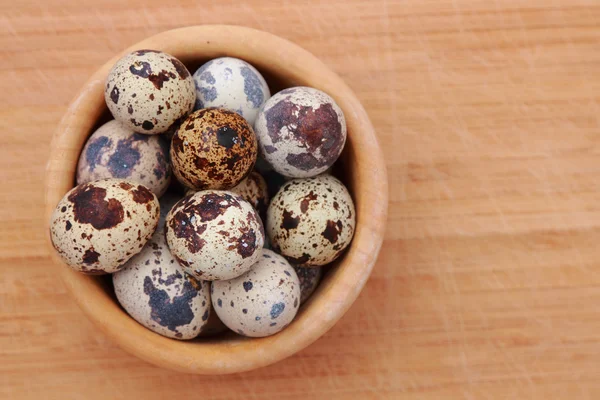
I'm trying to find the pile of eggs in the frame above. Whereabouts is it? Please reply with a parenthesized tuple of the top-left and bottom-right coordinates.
(49, 50, 355, 339)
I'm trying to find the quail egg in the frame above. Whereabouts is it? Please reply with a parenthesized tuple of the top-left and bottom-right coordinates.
(77, 120, 171, 197)
(49, 179, 160, 274)
(211, 249, 300, 337)
(165, 190, 264, 281)
(267, 174, 355, 266)
(105, 50, 195, 134)
(170, 108, 257, 190)
(254, 86, 346, 178)
(113, 230, 211, 339)
(193, 57, 270, 125)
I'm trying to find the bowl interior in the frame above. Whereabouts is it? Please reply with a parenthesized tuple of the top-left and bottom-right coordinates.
(45, 25, 387, 374)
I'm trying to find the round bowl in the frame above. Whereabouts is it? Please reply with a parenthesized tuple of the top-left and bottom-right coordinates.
(44, 25, 388, 374)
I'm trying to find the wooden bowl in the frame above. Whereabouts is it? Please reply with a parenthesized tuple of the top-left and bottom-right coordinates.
(44, 25, 388, 374)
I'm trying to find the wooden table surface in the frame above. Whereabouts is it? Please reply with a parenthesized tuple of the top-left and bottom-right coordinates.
(3, 0, 600, 398)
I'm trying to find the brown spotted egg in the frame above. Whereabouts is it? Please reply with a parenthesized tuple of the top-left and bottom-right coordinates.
(267, 174, 355, 266)
(113, 231, 211, 340)
(293, 265, 322, 304)
(211, 249, 300, 337)
(49, 179, 160, 274)
(77, 120, 171, 197)
(165, 190, 264, 281)
(105, 50, 195, 135)
(170, 108, 258, 190)
(193, 57, 270, 125)
(254, 86, 346, 178)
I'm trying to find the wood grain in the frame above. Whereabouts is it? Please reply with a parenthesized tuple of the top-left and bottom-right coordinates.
(2, 0, 600, 398)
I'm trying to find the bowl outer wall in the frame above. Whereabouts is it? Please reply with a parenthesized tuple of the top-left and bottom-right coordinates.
(44, 25, 388, 374)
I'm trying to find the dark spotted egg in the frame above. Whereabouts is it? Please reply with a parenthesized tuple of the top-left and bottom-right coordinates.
(105, 50, 195, 135)
(266, 174, 355, 266)
(113, 230, 211, 340)
(170, 108, 257, 190)
(77, 120, 171, 197)
(211, 249, 300, 338)
(254, 87, 346, 178)
(293, 265, 322, 304)
(49, 179, 160, 274)
(193, 57, 270, 125)
(165, 190, 264, 281)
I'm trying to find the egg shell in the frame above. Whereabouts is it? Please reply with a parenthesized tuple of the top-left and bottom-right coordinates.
(211, 249, 300, 337)
(254, 86, 346, 178)
(267, 174, 355, 266)
(170, 108, 258, 190)
(113, 231, 211, 340)
(165, 190, 265, 281)
(193, 57, 270, 125)
(293, 265, 322, 304)
(105, 50, 195, 134)
(49, 179, 160, 274)
(77, 120, 171, 197)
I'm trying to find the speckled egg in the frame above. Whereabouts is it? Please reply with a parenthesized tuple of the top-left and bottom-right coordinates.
(165, 190, 264, 281)
(49, 179, 160, 274)
(76, 120, 171, 197)
(267, 174, 355, 266)
(230, 171, 269, 218)
(293, 265, 322, 304)
(211, 249, 300, 337)
(193, 57, 270, 125)
(113, 230, 211, 339)
(254, 86, 346, 178)
(105, 50, 195, 135)
(170, 108, 257, 190)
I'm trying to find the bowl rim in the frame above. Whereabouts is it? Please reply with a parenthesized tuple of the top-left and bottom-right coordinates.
(44, 25, 388, 374)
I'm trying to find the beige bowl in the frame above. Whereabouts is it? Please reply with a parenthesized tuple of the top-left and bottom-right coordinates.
(44, 25, 388, 374)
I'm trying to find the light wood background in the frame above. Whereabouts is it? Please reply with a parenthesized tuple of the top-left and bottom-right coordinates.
(2, 0, 600, 398)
